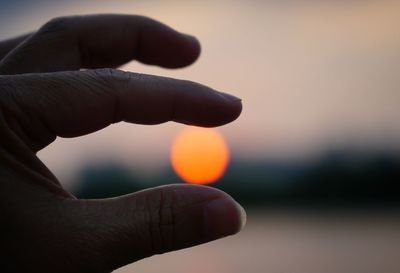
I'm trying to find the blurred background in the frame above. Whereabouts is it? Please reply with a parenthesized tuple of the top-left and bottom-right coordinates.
(1, 0, 400, 272)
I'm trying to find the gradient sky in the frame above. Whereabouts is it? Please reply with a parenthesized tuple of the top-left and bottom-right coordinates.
(1, 0, 399, 182)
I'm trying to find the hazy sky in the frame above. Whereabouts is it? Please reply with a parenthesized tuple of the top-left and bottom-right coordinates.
(1, 0, 399, 181)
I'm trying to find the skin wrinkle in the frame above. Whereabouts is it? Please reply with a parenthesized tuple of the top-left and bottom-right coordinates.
(145, 190, 156, 256)
(1, 21, 62, 74)
(163, 77, 190, 124)
(5, 69, 238, 146)
(77, 71, 114, 130)
(38, 19, 80, 71)
(0, 82, 66, 194)
(149, 188, 162, 255)
(0, 110, 67, 196)
(2, 102, 42, 152)
(170, 81, 179, 122)
(76, 27, 86, 69)
(0, 14, 244, 272)
(31, 74, 65, 140)
(0, 15, 204, 75)
(105, 18, 139, 68)
(6, 86, 55, 151)
(107, 68, 128, 124)
(135, 19, 147, 65)
(0, 68, 241, 199)
(18, 74, 64, 143)
(0, 146, 70, 198)
(63, 201, 117, 271)
(145, 190, 194, 255)
(158, 187, 166, 254)
(74, 15, 98, 69)
(130, 19, 142, 63)
(0, 81, 28, 143)
(170, 188, 177, 250)
(161, 187, 176, 252)
(39, 71, 109, 137)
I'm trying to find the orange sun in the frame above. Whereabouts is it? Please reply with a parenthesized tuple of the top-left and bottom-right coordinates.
(171, 127, 230, 185)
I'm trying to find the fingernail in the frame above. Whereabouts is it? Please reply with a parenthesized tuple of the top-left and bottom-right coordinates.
(204, 197, 246, 240)
(220, 91, 242, 103)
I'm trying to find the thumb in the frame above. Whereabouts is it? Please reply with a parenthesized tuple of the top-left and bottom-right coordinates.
(74, 184, 246, 271)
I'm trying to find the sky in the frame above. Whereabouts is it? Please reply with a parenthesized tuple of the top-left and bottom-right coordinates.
(1, 0, 399, 182)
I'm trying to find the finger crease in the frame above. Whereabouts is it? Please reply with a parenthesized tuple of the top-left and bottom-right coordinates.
(158, 190, 165, 253)
(170, 90, 178, 121)
(76, 33, 86, 68)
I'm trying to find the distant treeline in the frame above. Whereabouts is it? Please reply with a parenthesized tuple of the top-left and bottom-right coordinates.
(73, 151, 400, 208)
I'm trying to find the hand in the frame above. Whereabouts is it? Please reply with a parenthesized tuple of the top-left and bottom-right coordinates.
(0, 14, 245, 272)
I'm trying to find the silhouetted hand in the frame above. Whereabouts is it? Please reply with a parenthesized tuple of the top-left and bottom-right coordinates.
(0, 14, 245, 273)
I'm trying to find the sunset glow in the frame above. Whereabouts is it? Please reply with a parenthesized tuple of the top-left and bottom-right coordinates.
(171, 127, 229, 184)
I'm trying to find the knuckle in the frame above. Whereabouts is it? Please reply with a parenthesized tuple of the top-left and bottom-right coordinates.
(92, 68, 124, 79)
(90, 68, 134, 89)
(131, 15, 162, 28)
(39, 16, 76, 35)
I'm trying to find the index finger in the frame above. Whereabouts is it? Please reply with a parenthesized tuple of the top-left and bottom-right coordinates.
(3, 69, 242, 151)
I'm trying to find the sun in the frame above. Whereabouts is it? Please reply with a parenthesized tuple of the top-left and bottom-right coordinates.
(171, 127, 230, 185)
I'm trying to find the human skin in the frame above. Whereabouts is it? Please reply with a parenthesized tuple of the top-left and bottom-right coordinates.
(0, 14, 245, 273)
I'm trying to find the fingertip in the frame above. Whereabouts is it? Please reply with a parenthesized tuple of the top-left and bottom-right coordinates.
(137, 19, 202, 68)
(82, 184, 245, 269)
(219, 91, 243, 124)
(160, 32, 201, 68)
(204, 195, 247, 241)
(194, 91, 243, 127)
(158, 184, 246, 241)
(181, 33, 201, 65)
